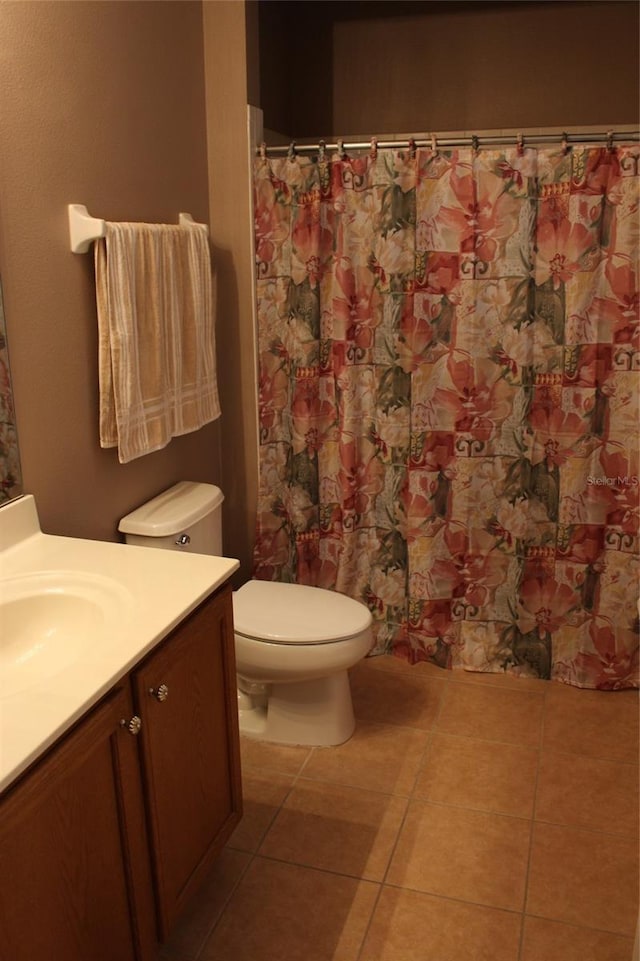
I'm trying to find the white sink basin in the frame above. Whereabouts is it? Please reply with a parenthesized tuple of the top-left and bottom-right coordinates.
(0, 494, 239, 790)
(0, 571, 131, 696)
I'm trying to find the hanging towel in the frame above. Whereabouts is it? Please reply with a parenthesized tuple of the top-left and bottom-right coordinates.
(94, 220, 221, 464)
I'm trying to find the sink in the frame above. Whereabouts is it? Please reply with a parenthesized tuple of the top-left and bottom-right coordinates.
(0, 571, 131, 696)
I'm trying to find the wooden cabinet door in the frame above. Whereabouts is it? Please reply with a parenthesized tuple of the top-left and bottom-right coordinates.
(132, 585, 242, 940)
(0, 685, 156, 961)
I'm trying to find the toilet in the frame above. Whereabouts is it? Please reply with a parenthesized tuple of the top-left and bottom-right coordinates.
(118, 482, 373, 746)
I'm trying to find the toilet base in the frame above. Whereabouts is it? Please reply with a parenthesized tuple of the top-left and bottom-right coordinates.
(237, 670, 355, 747)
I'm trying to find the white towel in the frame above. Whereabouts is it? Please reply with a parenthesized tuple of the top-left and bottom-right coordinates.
(94, 220, 221, 464)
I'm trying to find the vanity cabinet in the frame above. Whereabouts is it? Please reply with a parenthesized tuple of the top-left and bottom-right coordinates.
(0, 583, 242, 961)
(132, 583, 242, 939)
(0, 684, 157, 961)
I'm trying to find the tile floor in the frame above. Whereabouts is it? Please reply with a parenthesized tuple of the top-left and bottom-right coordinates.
(161, 656, 639, 961)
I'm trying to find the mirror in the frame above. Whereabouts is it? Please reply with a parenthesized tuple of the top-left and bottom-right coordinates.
(0, 278, 23, 503)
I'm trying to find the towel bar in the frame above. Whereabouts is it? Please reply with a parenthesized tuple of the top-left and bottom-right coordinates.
(68, 204, 207, 253)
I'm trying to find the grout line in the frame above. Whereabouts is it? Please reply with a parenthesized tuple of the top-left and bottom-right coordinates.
(390, 794, 535, 823)
(252, 751, 317, 852)
(248, 770, 415, 801)
(400, 726, 543, 751)
(354, 675, 452, 960)
(194, 748, 317, 957)
(191, 849, 255, 960)
(380, 878, 533, 917)
(241, 726, 640, 765)
(291, 771, 414, 801)
(516, 674, 548, 961)
(529, 815, 640, 842)
(408, 675, 451, 797)
(532, 744, 640, 768)
(296, 745, 318, 777)
(353, 857, 394, 957)
(238, 750, 316, 848)
(520, 909, 639, 942)
(253, 849, 384, 886)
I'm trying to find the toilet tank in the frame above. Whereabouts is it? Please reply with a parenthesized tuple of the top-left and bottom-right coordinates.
(118, 481, 224, 556)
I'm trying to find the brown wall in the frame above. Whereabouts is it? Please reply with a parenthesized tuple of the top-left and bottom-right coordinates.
(2, 0, 636, 570)
(260, 0, 640, 137)
(203, 2, 258, 582)
(0, 1, 221, 543)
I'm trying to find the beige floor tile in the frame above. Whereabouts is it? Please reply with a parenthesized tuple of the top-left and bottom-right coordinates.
(180, 676, 639, 961)
(199, 857, 379, 961)
(301, 720, 429, 795)
(350, 659, 447, 729)
(161, 848, 250, 959)
(227, 769, 295, 852)
(239, 736, 313, 776)
(258, 778, 408, 880)
(521, 916, 635, 961)
(360, 886, 521, 961)
(543, 686, 639, 763)
(363, 653, 449, 679)
(451, 668, 550, 694)
(527, 822, 639, 935)
(436, 681, 545, 747)
(536, 751, 639, 836)
(413, 733, 538, 817)
(386, 800, 530, 911)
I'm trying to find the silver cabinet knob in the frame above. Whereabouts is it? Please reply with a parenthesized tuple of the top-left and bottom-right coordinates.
(121, 715, 142, 736)
(149, 683, 169, 702)
(175, 533, 190, 547)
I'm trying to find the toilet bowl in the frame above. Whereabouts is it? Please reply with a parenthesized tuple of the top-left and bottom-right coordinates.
(118, 482, 373, 747)
(233, 579, 373, 746)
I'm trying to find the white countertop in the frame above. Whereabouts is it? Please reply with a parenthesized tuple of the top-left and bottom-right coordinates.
(0, 495, 239, 792)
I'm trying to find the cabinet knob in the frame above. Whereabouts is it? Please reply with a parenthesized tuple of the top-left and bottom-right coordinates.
(120, 715, 142, 736)
(149, 683, 169, 702)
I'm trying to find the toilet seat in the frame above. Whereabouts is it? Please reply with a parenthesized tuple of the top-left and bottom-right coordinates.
(233, 580, 372, 645)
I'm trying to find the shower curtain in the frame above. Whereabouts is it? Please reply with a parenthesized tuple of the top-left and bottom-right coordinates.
(252, 143, 639, 690)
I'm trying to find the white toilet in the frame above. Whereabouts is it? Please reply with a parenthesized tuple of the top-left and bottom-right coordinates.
(119, 481, 373, 746)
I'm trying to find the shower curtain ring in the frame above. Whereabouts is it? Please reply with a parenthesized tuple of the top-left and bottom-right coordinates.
(516, 132, 524, 155)
(370, 137, 378, 159)
(471, 135, 479, 153)
(318, 139, 326, 162)
(287, 141, 297, 162)
(259, 142, 267, 162)
(337, 139, 347, 160)
(606, 130, 614, 152)
(561, 132, 570, 154)
(431, 133, 438, 153)
(408, 137, 416, 158)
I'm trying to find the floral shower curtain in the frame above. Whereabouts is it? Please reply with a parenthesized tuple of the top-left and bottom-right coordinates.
(252, 143, 639, 690)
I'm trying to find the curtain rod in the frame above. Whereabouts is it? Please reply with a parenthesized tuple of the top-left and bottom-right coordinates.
(258, 130, 640, 156)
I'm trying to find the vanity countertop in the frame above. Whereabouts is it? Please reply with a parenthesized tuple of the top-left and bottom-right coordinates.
(0, 495, 239, 793)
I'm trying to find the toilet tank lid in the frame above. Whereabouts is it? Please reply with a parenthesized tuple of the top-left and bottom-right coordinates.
(233, 580, 372, 644)
(118, 481, 223, 537)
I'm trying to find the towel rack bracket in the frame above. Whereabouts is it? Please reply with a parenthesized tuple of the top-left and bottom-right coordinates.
(68, 204, 106, 254)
